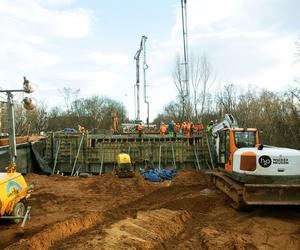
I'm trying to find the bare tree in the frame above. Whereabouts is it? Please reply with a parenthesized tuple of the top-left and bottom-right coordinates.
(175, 52, 215, 122)
(217, 84, 237, 114)
(189, 53, 202, 119)
(58, 87, 80, 113)
(173, 54, 188, 121)
(28, 103, 48, 133)
(14, 102, 48, 135)
(198, 54, 215, 118)
(14, 104, 27, 135)
(296, 35, 300, 62)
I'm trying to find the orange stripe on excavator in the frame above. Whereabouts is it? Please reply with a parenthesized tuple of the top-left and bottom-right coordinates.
(225, 129, 238, 172)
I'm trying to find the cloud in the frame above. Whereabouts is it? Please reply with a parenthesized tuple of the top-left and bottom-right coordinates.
(86, 52, 131, 67)
(50, 8, 93, 38)
(171, 0, 240, 38)
(58, 70, 121, 96)
(43, 0, 74, 6)
(0, 1, 94, 39)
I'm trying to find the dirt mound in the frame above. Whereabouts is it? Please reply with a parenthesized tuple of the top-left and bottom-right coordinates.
(90, 209, 190, 249)
(2, 170, 300, 250)
(196, 211, 300, 250)
(1, 172, 161, 249)
(5, 212, 105, 250)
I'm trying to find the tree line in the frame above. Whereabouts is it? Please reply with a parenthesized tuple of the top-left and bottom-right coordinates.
(13, 88, 128, 135)
(155, 83, 300, 149)
(11, 84, 300, 149)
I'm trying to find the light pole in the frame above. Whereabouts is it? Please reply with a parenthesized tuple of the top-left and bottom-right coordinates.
(0, 77, 37, 172)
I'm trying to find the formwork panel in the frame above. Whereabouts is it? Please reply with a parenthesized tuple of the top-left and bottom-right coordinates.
(46, 133, 209, 174)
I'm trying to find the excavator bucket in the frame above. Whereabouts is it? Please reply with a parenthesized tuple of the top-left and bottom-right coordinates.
(243, 184, 300, 205)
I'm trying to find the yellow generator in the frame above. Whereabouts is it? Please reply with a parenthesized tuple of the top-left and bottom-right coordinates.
(115, 153, 134, 178)
(0, 172, 30, 223)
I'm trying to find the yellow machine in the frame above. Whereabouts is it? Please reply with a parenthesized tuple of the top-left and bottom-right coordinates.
(115, 153, 134, 178)
(0, 170, 30, 223)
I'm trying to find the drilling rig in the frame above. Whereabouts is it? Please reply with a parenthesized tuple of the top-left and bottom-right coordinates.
(134, 35, 149, 126)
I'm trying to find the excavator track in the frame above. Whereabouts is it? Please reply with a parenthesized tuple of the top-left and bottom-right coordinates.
(209, 171, 251, 211)
(209, 171, 300, 210)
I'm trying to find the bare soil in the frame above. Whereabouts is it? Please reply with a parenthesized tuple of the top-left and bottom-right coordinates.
(1, 170, 300, 249)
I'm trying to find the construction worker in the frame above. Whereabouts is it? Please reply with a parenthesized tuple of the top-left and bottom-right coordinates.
(207, 120, 214, 134)
(78, 125, 86, 133)
(137, 122, 143, 138)
(168, 120, 175, 137)
(198, 123, 204, 133)
(190, 122, 194, 136)
(113, 112, 118, 134)
(181, 122, 187, 135)
(160, 122, 167, 136)
(175, 123, 181, 135)
(186, 122, 191, 138)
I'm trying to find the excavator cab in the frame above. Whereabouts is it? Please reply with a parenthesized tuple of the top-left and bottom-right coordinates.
(217, 128, 260, 171)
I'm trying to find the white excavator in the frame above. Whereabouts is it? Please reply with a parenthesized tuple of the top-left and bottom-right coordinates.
(208, 114, 300, 210)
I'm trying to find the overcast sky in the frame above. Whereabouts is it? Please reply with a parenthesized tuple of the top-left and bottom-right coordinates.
(0, 0, 299, 121)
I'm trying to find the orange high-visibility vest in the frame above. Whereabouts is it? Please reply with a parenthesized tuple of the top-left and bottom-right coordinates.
(160, 125, 166, 134)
